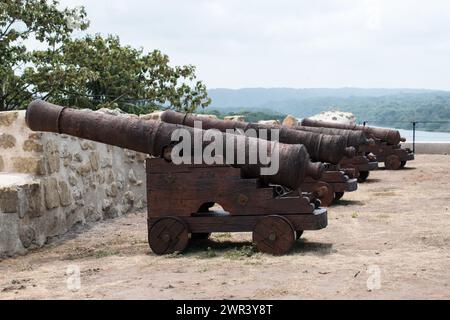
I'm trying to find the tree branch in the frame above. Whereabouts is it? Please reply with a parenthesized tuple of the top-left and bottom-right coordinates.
(0, 18, 17, 40)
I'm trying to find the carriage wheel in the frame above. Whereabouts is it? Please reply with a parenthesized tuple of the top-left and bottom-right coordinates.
(385, 155, 401, 170)
(357, 171, 370, 182)
(253, 215, 296, 255)
(190, 233, 211, 241)
(149, 217, 190, 255)
(296, 230, 304, 240)
(333, 192, 345, 203)
(312, 182, 334, 207)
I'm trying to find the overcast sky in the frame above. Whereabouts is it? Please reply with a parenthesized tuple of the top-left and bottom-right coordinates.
(59, 0, 450, 90)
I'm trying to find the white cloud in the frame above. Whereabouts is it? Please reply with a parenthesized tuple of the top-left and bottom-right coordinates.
(58, 0, 450, 89)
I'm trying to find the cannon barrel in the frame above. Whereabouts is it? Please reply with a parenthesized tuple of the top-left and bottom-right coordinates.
(160, 110, 355, 164)
(300, 118, 402, 146)
(26, 100, 323, 189)
(289, 125, 372, 149)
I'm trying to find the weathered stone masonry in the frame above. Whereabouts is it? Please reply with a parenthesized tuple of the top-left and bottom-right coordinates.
(0, 110, 147, 257)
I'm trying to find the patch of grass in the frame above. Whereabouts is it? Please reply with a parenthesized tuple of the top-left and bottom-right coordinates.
(93, 249, 120, 259)
(63, 248, 120, 260)
(198, 247, 217, 259)
(352, 212, 359, 219)
(166, 251, 184, 259)
(224, 245, 259, 260)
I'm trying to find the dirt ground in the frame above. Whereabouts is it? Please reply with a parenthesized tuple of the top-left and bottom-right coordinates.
(1, 154, 449, 300)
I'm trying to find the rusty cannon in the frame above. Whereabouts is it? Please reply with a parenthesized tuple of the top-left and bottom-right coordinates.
(160, 110, 356, 164)
(301, 118, 402, 145)
(287, 124, 379, 182)
(295, 126, 379, 182)
(26, 100, 328, 255)
(160, 110, 359, 206)
(300, 118, 414, 170)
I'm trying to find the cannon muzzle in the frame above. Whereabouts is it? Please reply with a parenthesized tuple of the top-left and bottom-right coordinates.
(26, 100, 323, 189)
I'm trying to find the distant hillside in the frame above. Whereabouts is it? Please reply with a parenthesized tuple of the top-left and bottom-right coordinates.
(207, 88, 450, 132)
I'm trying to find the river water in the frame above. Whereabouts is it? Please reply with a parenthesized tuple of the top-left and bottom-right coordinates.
(396, 128, 450, 143)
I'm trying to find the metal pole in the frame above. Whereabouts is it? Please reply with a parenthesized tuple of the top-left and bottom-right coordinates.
(412, 122, 416, 154)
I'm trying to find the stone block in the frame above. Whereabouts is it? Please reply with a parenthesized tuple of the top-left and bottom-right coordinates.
(43, 178, 60, 209)
(128, 169, 137, 183)
(84, 205, 102, 222)
(0, 212, 24, 256)
(60, 145, 72, 159)
(0, 187, 19, 213)
(68, 174, 78, 186)
(106, 170, 115, 184)
(58, 181, 72, 207)
(0, 134, 17, 149)
(76, 162, 92, 176)
(96, 172, 105, 184)
(65, 208, 85, 228)
(44, 210, 68, 238)
(74, 153, 83, 162)
(19, 225, 36, 248)
(28, 133, 42, 140)
(22, 182, 43, 218)
(106, 182, 118, 198)
(80, 141, 95, 150)
(23, 139, 44, 152)
(102, 199, 119, 219)
(100, 157, 113, 168)
(89, 151, 99, 171)
(0, 111, 18, 127)
(45, 141, 60, 173)
(12, 157, 46, 175)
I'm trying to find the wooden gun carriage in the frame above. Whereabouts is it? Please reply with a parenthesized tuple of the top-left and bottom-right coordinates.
(146, 159, 327, 255)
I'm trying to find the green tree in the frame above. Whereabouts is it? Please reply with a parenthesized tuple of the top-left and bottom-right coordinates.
(1, 0, 211, 113)
(33, 35, 210, 113)
(0, 0, 89, 110)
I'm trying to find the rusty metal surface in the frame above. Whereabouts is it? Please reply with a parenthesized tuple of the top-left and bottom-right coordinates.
(160, 110, 355, 164)
(300, 118, 402, 146)
(291, 125, 371, 149)
(26, 100, 323, 189)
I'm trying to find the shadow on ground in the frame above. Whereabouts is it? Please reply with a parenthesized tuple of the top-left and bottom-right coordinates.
(176, 237, 334, 259)
(361, 178, 382, 184)
(332, 199, 365, 206)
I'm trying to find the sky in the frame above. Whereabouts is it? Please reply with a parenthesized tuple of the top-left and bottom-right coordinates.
(58, 0, 450, 90)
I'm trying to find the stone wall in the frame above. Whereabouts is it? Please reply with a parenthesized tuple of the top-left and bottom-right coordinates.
(0, 110, 147, 257)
